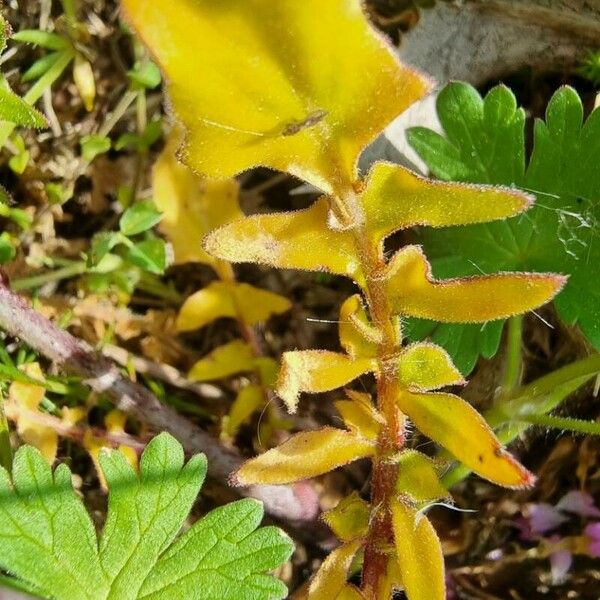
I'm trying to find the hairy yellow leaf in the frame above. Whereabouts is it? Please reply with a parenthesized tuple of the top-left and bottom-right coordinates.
(8, 363, 57, 463)
(223, 384, 265, 438)
(188, 340, 255, 381)
(176, 281, 291, 332)
(339, 295, 379, 358)
(334, 391, 382, 441)
(204, 199, 362, 281)
(277, 350, 375, 413)
(153, 128, 241, 273)
(361, 163, 532, 244)
(391, 500, 445, 600)
(397, 342, 465, 390)
(336, 585, 366, 600)
(394, 450, 449, 504)
(122, 0, 430, 196)
(397, 389, 535, 487)
(386, 245, 566, 322)
(308, 539, 363, 599)
(322, 492, 370, 542)
(233, 427, 375, 485)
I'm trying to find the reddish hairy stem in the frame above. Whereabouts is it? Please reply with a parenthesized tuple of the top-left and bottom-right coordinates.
(340, 192, 405, 597)
(0, 280, 319, 524)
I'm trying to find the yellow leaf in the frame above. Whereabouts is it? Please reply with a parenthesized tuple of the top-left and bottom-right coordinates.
(308, 539, 363, 600)
(84, 410, 138, 490)
(254, 357, 279, 388)
(397, 389, 535, 488)
(176, 281, 291, 332)
(391, 499, 445, 600)
(223, 384, 265, 438)
(153, 127, 241, 274)
(188, 340, 255, 381)
(204, 199, 362, 282)
(394, 450, 449, 504)
(361, 163, 532, 245)
(8, 363, 57, 464)
(105, 409, 138, 470)
(339, 295, 379, 358)
(336, 585, 366, 600)
(397, 342, 465, 391)
(277, 350, 375, 413)
(322, 491, 370, 542)
(334, 391, 382, 442)
(233, 427, 375, 485)
(122, 0, 430, 196)
(375, 554, 403, 600)
(386, 245, 566, 322)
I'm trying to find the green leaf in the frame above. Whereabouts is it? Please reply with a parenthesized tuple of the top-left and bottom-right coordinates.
(126, 236, 167, 274)
(81, 134, 111, 162)
(0, 86, 47, 128)
(0, 433, 293, 600)
(119, 200, 163, 236)
(88, 231, 123, 266)
(12, 30, 69, 50)
(0, 234, 15, 263)
(407, 83, 600, 372)
(128, 60, 162, 90)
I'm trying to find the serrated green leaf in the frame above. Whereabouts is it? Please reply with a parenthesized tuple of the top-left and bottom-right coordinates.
(407, 83, 600, 372)
(0, 433, 292, 599)
(0, 86, 47, 128)
(119, 200, 163, 236)
(139, 499, 293, 599)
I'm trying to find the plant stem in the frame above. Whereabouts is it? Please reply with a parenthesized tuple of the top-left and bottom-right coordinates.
(502, 315, 523, 395)
(338, 188, 402, 597)
(97, 90, 137, 138)
(518, 413, 600, 436)
(11, 262, 87, 291)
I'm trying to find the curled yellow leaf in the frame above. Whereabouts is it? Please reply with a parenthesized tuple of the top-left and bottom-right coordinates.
(334, 391, 382, 442)
(176, 281, 291, 332)
(396, 342, 465, 391)
(153, 128, 241, 273)
(391, 499, 445, 600)
(188, 340, 255, 382)
(233, 427, 375, 485)
(397, 389, 535, 488)
(339, 295, 379, 358)
(308, 539, 363, 599)
(204, 199, 362, 281)
(361, 162, 532, 245)
(122, 0, 430, 195)
(386, 245, 566, 322)
(277, 350, 375, 413)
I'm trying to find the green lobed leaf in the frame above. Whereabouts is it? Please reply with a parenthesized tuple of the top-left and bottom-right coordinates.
(0, 433, 293, 600)
(406, 83, 600, 373)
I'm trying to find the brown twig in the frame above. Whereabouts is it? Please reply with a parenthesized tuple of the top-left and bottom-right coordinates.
(0, 279, 319, 523)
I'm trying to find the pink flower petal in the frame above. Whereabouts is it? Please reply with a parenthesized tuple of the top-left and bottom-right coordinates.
(550, 549, 572, 584)
(557, 491, 600, 518)
(528, 503, 568, 535)
(584, 522, 600, 557)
